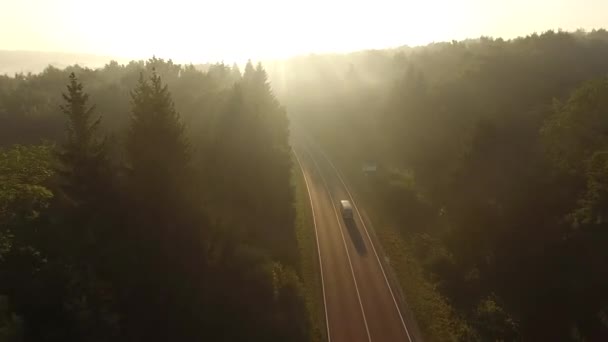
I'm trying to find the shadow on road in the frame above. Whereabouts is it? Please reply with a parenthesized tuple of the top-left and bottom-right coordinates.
(343, 217, 367, 255)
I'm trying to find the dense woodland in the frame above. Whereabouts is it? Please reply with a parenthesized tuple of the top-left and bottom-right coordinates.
(274, 29, 608, 340)
(3, 28, 608, 341)
(0, 59, 308, 341)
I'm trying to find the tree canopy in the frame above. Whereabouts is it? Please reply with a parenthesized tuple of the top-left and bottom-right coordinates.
(0, 58, 308, 341)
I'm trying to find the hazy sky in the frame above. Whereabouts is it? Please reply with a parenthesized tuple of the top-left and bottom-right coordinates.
(1, 0, 606, 63)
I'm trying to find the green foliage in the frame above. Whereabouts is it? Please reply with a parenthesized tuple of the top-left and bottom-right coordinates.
(571, 151, 608, 227)
(0, 144, 53, 248)
(60, 73, 103, 157)
(56, 72, 108, 206)
(473, 295, 519, 341)
(127, 70, 190, 206)
(542, 78, 608, 174)
(0, 146, 54, 338)
(209, 61, 296, 264)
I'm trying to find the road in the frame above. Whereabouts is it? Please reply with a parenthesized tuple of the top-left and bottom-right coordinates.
(294, 138, 415, 342)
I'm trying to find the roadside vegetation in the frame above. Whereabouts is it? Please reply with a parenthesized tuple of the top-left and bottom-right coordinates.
(293, 154, 328, 342)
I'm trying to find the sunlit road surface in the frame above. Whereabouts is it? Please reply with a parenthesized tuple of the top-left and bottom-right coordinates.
(294, 139, 415, 342)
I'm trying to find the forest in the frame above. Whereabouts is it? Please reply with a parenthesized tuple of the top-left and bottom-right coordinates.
(274, 29, 608, 340)
(0, 59, 309, 341)
(2, 28, 608, 341)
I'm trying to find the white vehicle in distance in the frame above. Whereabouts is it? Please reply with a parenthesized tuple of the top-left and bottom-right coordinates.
(340, 200, 353, 219)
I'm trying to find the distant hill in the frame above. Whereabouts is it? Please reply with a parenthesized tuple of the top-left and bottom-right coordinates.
(0, 50, 128, 75)
(0, 47, 418, 77)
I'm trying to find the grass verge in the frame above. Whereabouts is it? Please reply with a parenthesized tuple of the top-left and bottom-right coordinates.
(292, 154, 327, 342)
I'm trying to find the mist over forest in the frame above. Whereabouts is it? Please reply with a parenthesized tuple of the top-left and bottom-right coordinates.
(2, 28, 608, 341)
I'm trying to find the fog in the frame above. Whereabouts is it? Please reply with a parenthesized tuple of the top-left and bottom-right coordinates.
(2, 3, 608, 340)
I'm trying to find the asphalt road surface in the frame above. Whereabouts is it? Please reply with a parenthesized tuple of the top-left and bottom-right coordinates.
(294, 140, 415, 342)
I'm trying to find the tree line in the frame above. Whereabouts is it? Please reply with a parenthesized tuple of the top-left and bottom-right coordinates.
(277, 29, 608, 340)
(0, 58, 309, 341)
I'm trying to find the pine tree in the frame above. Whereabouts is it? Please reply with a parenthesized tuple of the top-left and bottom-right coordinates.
(243, 59, 255, 84)
(211, 63, 295, 263)
(127, 70, 190, 200)
(124, 70, 206, 341)
(57, 72, 107, 205)
(231, 62, 242, 83)
(125, 69, 192, 266)
(56, 73, 121, 342)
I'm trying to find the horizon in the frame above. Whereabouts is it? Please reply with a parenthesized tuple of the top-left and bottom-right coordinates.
(2, 0, 607, 65)
(1, 27, 606, 69)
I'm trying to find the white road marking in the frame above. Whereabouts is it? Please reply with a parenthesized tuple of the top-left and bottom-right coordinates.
(303, 146, 373, 342)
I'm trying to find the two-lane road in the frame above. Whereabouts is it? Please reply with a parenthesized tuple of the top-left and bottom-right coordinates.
(294, 139, 415, 342)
